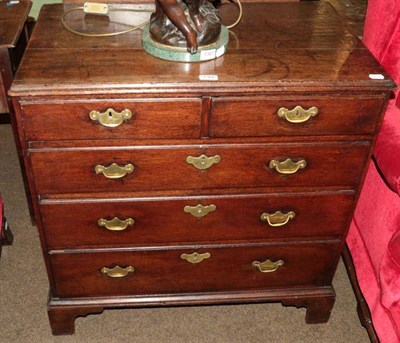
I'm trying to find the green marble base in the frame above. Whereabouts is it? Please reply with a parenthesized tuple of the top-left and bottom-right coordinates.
(142, 25, 229, 62)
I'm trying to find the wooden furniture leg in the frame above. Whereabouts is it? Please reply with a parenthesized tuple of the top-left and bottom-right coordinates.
(342, 245, 379, 343)
(48, 306, 104, 335)
(1, 217, 13, 246)
(282, 293, 336, 324)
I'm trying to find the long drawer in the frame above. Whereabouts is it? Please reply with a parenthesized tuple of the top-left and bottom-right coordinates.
(50, 242, 340, 298)
(20, 99, 202, 140)
(41, 191, 354, 249)
(30, 142, 370, 194)
(210, 97, 385, 137)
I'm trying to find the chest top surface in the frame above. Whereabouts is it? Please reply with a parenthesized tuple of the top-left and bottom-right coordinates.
(9, 1, 395, 96)
(0, 0, 31, 48)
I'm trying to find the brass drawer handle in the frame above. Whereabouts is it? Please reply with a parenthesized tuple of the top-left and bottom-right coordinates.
(277, 106, 318, 123)
(252, 259, 284, 273)
(269, 158, 307, 175)
(98, 217, 135, 231)
(186, 154, 221, 170)
(100, 265, 135, 278)
(89, 108, 133, 128)
(95, 163, 134, 179)
(184, 204, 216, 218)
(181, 252, 211, 264)
(261, 211, 295, 227)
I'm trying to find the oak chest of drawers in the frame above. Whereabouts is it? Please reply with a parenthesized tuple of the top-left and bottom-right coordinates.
(9, 1, 395, 335)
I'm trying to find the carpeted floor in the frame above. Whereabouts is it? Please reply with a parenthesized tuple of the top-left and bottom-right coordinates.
(0, 123, 371, 342)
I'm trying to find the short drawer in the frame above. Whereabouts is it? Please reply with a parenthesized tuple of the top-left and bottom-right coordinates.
(30, 142, 370, 194)
(210, 97, 385, 137)
(50, 242, 340, 297)
(41, 191, 355, 249)
(20, 99, 202, 140)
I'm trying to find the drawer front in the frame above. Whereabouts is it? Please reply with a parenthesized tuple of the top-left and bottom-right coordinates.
(50, 242, 340, 297)
(30, 142, 370, 194)
(41, 191, 355, 249)
(21, 99, 202, 140)
(210, 97, 385, 137)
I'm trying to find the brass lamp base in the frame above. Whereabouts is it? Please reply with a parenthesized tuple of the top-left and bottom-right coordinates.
(142, 24, 229, 62)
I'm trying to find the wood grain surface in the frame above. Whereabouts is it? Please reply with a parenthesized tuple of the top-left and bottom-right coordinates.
(10, 2, 394, 95)
(40, 190, 355, 248)
(0, 0, 31, 48)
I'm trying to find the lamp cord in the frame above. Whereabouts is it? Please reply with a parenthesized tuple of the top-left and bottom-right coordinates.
(62, 7, 152, 37)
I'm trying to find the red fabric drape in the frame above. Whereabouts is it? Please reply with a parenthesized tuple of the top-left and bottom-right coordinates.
(347, 1, 400, 342)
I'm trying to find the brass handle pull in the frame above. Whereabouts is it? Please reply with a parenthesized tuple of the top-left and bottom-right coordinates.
(260, 211, 296, 227)
(100, 265, 135, 278)
(95, 163, 134, 179)
(252, 259, 284, 273)
(184, 204, 216, 218)
(277, 106, 318, 123)
(181, 252, 211, 264)
(269, 158, 307, 175)
(98, 217, 135, 231)
(186, 154, 221, 170)
(89, 108, 133, 128)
